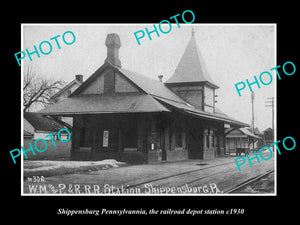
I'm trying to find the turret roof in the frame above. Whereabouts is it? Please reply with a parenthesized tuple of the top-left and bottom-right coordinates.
(165, 34, 219, 89)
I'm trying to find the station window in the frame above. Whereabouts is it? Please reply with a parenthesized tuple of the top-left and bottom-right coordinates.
(175, 127, 183, 148)
(204, 129, 209, 148)
(204, 86, 215, 113)
(124, 124, 137, 149)
(150, 130, 162, 151)
(80, 126, 92, 147)
(204, 128, 217, 148)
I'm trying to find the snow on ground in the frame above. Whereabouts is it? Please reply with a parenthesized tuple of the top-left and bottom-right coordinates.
(24, 159, 126, 172)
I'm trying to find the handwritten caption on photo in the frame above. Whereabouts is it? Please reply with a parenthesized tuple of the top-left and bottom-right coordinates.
(26, 179, 222, 194)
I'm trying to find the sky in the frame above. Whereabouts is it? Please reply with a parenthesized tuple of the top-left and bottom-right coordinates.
(22, 24, 276, 132)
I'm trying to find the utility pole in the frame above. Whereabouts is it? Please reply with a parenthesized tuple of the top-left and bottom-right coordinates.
(251, 91, 255, 134)
(250, 91, 255, 151)
(265, 97, 275, 149)
(265, 97, 275, 132)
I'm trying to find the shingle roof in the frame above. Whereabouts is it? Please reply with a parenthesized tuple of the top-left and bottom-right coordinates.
(119, 67, 247, 127)
(51, 79, 82, 100)
(39, 63, 247, 127)
(24, 112, 65, 132)
(165, 35, 219, 89)
(118, 67, 188, 105)
(239, 127, 262, 139)
(154, 96, 248, 127)
(225, 128, 261, 139)
(39, 92, 170, 115)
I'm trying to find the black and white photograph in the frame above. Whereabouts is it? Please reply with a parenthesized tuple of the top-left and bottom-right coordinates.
(4, 6, 298, 220)
(20, 24, 276, 196)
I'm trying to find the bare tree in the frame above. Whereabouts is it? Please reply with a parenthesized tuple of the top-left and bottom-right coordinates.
(23, 67, 65, 113)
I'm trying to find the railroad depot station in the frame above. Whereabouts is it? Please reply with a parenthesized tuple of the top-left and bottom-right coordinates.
(40, 31, 251, 164)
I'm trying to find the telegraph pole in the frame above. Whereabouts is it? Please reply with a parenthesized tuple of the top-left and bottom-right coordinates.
(251, 91, 255, 133)
(265, 97, 275, 133)
(250, 92, 255, 151)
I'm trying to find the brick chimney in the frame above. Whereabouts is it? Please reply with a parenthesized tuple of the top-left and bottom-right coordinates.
(158, 75, 163, 82)
(105, 33, 121, 68)
(75, 74, 83, 83)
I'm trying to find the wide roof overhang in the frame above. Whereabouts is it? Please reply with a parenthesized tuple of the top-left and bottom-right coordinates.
(39, 93, 170, 116)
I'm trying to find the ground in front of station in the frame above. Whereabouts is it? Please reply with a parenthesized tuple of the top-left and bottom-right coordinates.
(23, 152, 275, 195)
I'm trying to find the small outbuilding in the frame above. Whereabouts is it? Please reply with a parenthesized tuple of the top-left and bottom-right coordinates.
(225, 127, 262, 155)
(24, 112, 70, 140)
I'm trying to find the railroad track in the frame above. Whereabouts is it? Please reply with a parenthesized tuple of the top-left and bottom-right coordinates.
(113, 161, 235, 190)
(112, 159, 274, 194)
(224, 169, 274, 194)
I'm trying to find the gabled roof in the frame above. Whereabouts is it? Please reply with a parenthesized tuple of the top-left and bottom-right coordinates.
(118, 67, 188, 105)
(40, 62, 247, 127)
(51, 79, 82, 100)
(225, 127, 261, 139)
(239, 128, 262, 139)
(24, 112, 65, 132)
(118, 66, 247, 127)
(165, 34, 219, 89)
(70, 63, 111, 96)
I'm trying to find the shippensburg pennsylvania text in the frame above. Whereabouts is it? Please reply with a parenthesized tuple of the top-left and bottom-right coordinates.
(27, 182, 223, 194)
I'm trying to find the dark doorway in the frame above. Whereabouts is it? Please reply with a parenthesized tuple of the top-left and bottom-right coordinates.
(161, 128, 166, 161)
(188, 129, 203, 159)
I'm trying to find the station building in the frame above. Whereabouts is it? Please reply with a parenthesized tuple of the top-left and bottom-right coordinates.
(40, 31, 248, 163)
